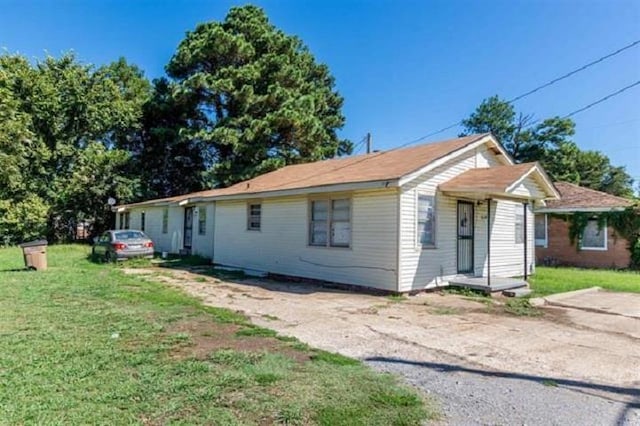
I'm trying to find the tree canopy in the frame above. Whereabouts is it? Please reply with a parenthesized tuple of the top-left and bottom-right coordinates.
(0, 5, 351, 243)
(166, 5, 351, 187)
(461, 96, 635, 197)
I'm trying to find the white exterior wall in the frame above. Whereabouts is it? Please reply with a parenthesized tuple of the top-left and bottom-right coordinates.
(121, 206, 187, 256)
(398, 145, 536, 292)
(213, 190, 399, 291)
(190, 203, 215, 259)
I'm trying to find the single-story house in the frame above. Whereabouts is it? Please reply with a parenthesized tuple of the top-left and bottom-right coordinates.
(534, 182, 634, 269)
(115, 133, 560, 292)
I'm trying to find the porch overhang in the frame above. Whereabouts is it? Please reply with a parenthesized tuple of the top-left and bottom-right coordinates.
(438, 162, 559, 202)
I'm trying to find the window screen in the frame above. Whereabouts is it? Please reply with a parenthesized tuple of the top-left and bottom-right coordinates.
(417, 195, 435, 246)
(582, 219, 606, 249)
(247, 204, 261, 231)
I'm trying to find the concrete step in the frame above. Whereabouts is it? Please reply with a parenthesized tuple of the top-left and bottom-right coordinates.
(502, 288, 532, 298)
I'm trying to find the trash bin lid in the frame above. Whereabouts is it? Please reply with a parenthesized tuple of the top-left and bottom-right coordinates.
(19, 239, 48, 248)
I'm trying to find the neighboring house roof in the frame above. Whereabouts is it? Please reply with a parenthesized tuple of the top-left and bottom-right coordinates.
(536, 181, 633, 213)
(116, 133, 558, 210)
(439, 162, 559, 200)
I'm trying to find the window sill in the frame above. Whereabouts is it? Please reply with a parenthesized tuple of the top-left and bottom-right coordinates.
(580, 246, 607, 251)
(419, 245, 437, 250)
(308, 244, 351, 250)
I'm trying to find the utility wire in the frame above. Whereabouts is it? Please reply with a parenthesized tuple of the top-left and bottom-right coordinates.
(393, 39, 640, 150)
(561, 80, 640, 119)
(506, 39, 640, 104)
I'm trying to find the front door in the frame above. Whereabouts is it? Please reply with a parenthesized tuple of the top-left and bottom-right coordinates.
(457, 201, 474, 274)
(184, 207, 194, 250)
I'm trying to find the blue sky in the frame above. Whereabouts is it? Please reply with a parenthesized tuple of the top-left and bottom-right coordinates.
(2, 0, 639, 183)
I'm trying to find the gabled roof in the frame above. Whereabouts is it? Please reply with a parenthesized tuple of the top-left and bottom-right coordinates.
(439, 162, 559, 200)
(536, 182, 633, 213)
(117, 133, 510, 208)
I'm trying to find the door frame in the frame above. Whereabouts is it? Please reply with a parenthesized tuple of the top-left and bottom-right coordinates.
(183, 207, 194, 249)
(456, 200, 475, 274)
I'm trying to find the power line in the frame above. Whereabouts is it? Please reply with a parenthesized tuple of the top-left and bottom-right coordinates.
(393, 39, 640, 150)
(506, 39, 640, 104)
(561, 80, 640, 119)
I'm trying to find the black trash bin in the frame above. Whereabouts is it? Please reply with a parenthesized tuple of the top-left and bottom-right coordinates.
(19, 240, 48, 271)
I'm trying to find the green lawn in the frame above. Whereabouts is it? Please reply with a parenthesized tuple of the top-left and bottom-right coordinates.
(530, 266, 640, 296)
(0, 245, 433, 425)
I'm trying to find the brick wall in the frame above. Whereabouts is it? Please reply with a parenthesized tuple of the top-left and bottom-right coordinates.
(536, 216, 631, 269)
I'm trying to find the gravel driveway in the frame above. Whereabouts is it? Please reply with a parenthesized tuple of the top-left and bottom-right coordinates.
(126, 268, 640, 425)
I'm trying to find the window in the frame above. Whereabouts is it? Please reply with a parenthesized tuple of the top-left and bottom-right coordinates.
(534, 214, 547, 247)
(417, 194, 436, 247)
(140, 212, 146, 232)
(515, 209, 524, 244)
(247, 203, 261, 231)
(581, 218, 607, 250)
(309, 198, 351, 248)
(198, 206, 207, 235)
(119, 212, 130, 230)
(162, 209, 168, 234)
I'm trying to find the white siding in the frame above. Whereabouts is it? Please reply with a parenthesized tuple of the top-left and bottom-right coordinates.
(191, 203, 215, 258)
(213, 190, 399, 291)
(473, 200, 535, 277)
(398, 145, 535, 292)
(510, 177, 546, 199)
(125, 206, 186, 255)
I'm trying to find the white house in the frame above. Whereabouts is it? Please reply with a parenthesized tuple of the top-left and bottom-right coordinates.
(115, 133, 559, 293)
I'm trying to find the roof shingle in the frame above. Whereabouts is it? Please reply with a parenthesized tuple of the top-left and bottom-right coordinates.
(544, 182, 633, 211)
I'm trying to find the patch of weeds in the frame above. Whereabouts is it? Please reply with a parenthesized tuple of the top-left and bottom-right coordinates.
(541, 379, 558, 387)
(289, 342, 311, 352)
(160, 254, 211, 268)
(194, 276, 208, 283)
(370, 386, 423, 408)
(276, 404, 305, 425)
(275, 335, 298, 343)
(245, 353, 293, 386)
(209, 349, 263, 367)
(236, 326, 278, 338)
(202, 306, 248, 325)
(387, 294, 407, 303)
(261, 314, 280, 321)
(430, 306, 458, 315)
(311, 350, 360, 366)
(444, 287, 488, 298)
(504, 298, 542, 317)
(202, 268, 247, 281)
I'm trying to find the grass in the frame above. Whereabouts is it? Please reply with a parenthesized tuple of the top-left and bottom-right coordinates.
(503, 298, 542, 317)
(530, 266, 640, 296)
(0, 244, 433, 425)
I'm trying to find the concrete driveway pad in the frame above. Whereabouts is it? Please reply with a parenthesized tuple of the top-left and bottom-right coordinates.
(125, 268, 640, 425)
(541, 287, 640, 318)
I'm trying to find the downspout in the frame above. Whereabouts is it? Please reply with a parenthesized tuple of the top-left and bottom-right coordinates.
(523, 202, 528, 281)
(487, 198, 491, 288)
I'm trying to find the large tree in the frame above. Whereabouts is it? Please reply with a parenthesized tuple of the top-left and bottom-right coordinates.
(166, 5, 351, 187)
(461, 96, 634, 197)
(126, 78, 208, 199)
(0, 53, 150, 242)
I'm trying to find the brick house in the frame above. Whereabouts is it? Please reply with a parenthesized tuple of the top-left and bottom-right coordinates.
(534, 182, 633, 269)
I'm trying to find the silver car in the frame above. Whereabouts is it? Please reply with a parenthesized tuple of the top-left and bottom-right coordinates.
(92, 230, 154, 261)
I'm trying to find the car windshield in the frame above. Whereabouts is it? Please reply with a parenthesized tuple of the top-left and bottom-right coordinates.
(114, 231, 147, 240)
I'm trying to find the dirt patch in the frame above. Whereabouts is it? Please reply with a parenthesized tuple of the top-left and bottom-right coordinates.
(165, 316, 310, 363)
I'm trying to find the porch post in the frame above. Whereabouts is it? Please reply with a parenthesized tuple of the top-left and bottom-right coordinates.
(523, 202, 528, 281)
(487, 198, 491, 288)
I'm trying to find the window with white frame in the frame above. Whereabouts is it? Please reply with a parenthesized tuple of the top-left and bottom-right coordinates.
(247, 203, 261, 231)
(309, 198, 351, 247)
(162, 208, 169, 234)
(534, 214, 547, 247)
(119, 212, 130, 230)
(515, 209, 524, 244)
(581, 218, 607, 250)
(417, 194, 436, 247)
(198, 206, 207, 235)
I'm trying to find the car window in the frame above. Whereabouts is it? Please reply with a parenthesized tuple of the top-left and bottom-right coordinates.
(114, 231, 147, 240)
(100, 233, 110, 243)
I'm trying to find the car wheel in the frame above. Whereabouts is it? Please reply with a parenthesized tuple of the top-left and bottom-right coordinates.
(105, 251, 113, 263)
